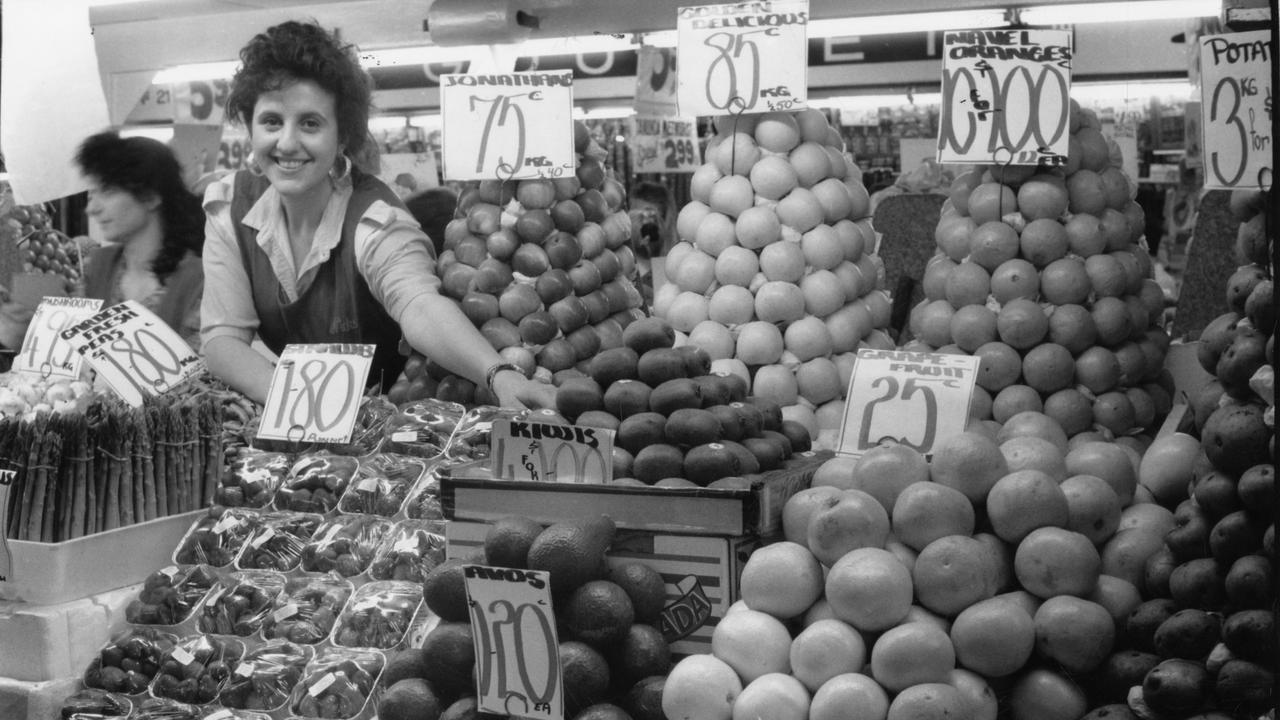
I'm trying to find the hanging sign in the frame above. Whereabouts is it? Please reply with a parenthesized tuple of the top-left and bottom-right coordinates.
(464, 565, 563, 719)
(1200, 30, 1273, 190)
(635, 45, 679, 117)
(630, 116, 702, 173)
(257, 344, 375, 445)
(61, 300, 203, 407)
(837, 348, 980, 456)
(937, 29, 1072, 166)
(13, 296, 102, 379)
(676, 0, 809, 116)
(490, 421, 613, 484)
(172, 80, 230, 126)
(440, 71, 576, 181)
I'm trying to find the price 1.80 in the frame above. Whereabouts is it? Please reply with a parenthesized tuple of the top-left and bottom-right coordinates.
(269, 358, 358, 435)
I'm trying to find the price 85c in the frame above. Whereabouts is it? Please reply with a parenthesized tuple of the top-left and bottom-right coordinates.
(257, 344, 374, 445)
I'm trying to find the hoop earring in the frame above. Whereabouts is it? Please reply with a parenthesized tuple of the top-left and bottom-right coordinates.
(248, 157, 265, 177)
(329, 153, 352, 182)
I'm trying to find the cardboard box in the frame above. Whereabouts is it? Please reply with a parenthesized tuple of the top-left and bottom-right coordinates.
(0, 582, 138, 682)
(447, 520, 759, 657)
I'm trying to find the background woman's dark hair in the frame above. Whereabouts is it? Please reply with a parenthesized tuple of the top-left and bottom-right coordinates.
(227, 20, 373, 160)
(630, 180, 675, 216)
(75, 131, 204, 281)
(403, 187, 458, 258)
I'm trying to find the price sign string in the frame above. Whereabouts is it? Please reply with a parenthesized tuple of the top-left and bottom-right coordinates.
(992, 145, 1018, 219)
(725, 95, 749, 171)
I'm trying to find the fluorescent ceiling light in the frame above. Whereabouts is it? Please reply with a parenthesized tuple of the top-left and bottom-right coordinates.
(152, 61, 240, 84)
(368, 115, 409, 131)
(573, 106, 635, 120)
(1072, 79, 1195, 103)
(119, 126, 174, 143)
(809, 9, 1010, 37)
(1019, 0, 1220, 25)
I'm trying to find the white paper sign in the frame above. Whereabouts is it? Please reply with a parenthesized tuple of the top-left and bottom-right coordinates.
(61, 300, 203, 407)
(837, 349, 980, 456)
(635, 46, 680, 117)
(676, 0, 809, 116)
(1200, 31, 1273, 190)
(630, 116, 702, 174)
(14, 296, 102, 379)
(490, 421, 613, 484)
(257, 343, 374, 445)
(440, 71, 576, 181)
(937, 29, 1073, 166)
(464, 565, 563, 719)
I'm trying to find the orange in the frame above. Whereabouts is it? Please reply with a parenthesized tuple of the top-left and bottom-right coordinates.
(1125, 386, 1156, 430)
(753, 363, 799, 406)
(826, 304, 873, 353)
(776, 187, 825, 233)
(677, 201, 713, 244)
(694, 211, 739, 257)
(715, 245, 760, 288)
(710, 607, 793, 681)
(790, 141, 833, 187)
(1032, 595, 1115, 672)
(759, 240, 807, 283)
(673, 248, 718, 293)
(825, 547, 914, 632)
(806, 488, 892, 567)
(811, 178, 856, 225)
(1073, 346, 1121, 394)
(1099, 526, 1166, 589)
(923, 256, 957, 301)
(834, 219, 867, 261)
(1092, 391, 1136, 436)
(712, 132, 761, 176)
(1084, 253, 1127, 298)
(935, 214, 977, 262)
(949, 596, 1035, 677)
(990, 258, 1040, 303)
(708, 175, 755, 219)
(1090, 296, 1132, 346)
(892, 483, 976, 552)
(1042, 388, 1094, 437)
(968, 221, 1021, 271)
(1017, 175, 1069, 221)
(929, 431, 1009, 504)
(1019, 218, 1069, 268)
(870, 622, 956, 692)
(1086, 574, 1142, 628)
(950, 305, 998, 353)
(967, 182, 1018, 225)
(849, 443, 930, 514)
(1063, 212, 1107, 257)
(1060, 473, 1122, 546)
(1067, 169, 1108, 216)
(749, 154, 800, 202)
(1099, 207, 1133, 252)
(1064, 441, 1138, 507)
(1100, 167, 1132, 210)
(662, 654, 742, 720)
(810, 674, 889, 720)
(1039, 257, 1091, 305)
(986, 469, 1070, 543)
(709, 285, 756, 325)
(886, 683, 969, 720)
(789, 619, 867, 691)
(754, 281, 806, 324)
(784, 315, 834, 361)
(667, 292, 711, 333)
(796, 108, 832, 143)
(912, 299, 955, 348)
(944, 261, 992, 307)
(996, 298, 1049, 350)
(1014, 527, 1101, 598)
(833, 261, 867, 304)
(948, 169, 983, 215)
(802, 224, 846, 270)
(1008, 668, 1088, 720)
(800, 270, 847, 318)
(903, 604, 952, 634)
(997, 410, 1070, 452)
(738, 541, 824, 619)
(734, 205, 782, 251)
(1020, 343, 1075, 395)
(912, 535, 995, 616)
(973, 341, 1022, 392)
(1000, 435, 1068, 480)
(1111, 250, 1145, 295)
(949, 668, 999, 720)
(754, 111, 802, 153)
(732, 674, 810, 720)
(733, 320, 785, 364)
(1074, 126, 1111, 172)
(1046, 304, 1097, 355)
(992, 384, 1044, 422)
(690, 163, 723, 204)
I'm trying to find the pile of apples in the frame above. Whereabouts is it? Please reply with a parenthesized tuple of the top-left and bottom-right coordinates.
(914, 99, 1173, 440)
(387, 121, 645, 406)
(4, 203, 84, 294)
(656, 108, 892, 450)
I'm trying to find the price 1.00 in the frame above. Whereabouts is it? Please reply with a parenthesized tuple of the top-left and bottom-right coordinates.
(940, 63, 1070, 164)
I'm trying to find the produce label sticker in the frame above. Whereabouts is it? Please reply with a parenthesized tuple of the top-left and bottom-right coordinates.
(0, 469, 13, 582)
(630, 116, 702, 173)
(937, 29, 1073, 166)
(61, 300, 203, 407)
(13, 296, 102, 380)
(440, 71, 575, 181)
(257, 343, 375, 445)
(490, 421, 614, 484)
(676, 0, 809, 116)
(836, 349, 980, 457)
(463, 565, 563, 720)
(1200, 31, 1273, 190)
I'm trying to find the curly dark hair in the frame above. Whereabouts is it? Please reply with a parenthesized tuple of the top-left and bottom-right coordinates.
(75, 131, 204, 281)
(227, 20, 373, 160)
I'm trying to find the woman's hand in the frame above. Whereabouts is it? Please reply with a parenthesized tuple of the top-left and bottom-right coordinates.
(491, 369, 557, 410)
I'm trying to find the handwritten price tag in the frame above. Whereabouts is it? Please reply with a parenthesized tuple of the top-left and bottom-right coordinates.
(61, 300, 203, 407)
(937, 29, 1073, 166)
(677, 0, 809, 116)
(631, 116, 701, 173)
(440, 71, 575, 181)
(13, 296, 102, 380)
(464, 565, 563, 719)
(836, 349, 980, 456)
(257, 344, 374, 445)
(490, 420, 613, 484)
(1200, 31, 1273, 190)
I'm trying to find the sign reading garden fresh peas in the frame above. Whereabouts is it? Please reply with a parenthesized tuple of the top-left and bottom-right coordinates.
(440, 71, 576, 181)
(676, 0, 809, 116)
(1200, 30, 1273, 190)
(257, 344, 375, 445)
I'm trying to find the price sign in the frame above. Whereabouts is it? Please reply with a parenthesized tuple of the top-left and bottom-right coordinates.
(13, 296, 102, 380)
(938, 29, 1072, 166)
(1200, 31, 1273, 190)
(676, 0, 808, 117)
(836, 348, 980, 456)
(631, 116, 701, 173)
(61, 300, 203, 407)
(440, 71, 576, 181)
(172, 79, 230, 125)
(490, 420, 613, 484)
(0, 469, 14, 583)
(464, 564, 563, 720)
(257, 344, 374, 445)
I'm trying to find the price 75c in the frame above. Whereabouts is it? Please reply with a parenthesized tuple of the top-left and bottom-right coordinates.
(471, 92, 549, 176)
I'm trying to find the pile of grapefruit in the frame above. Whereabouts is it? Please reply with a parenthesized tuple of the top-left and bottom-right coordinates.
(913, 100, 1173, 440)
(654, 108, 892, 449)
(387, 121, 646, 405)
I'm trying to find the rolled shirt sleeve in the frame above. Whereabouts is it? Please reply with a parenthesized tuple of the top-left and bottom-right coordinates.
(199, 175, 259, 350)
(352, 200, 442, 323)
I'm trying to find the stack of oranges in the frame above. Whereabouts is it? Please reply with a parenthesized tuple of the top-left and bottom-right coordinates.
(656, 108, 891, 448)
(913, 100, 1174, 440)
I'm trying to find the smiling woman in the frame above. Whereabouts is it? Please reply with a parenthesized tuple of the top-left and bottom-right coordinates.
(199, 20, 556, 410)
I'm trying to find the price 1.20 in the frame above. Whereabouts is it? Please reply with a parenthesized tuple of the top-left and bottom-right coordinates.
(465, 566, 563, 720)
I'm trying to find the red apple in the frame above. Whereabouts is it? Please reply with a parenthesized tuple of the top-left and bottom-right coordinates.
(443, 218, 473, 251)
(519, 310, 559, 345)
(437, 249, 456, 268)
(552, 176, 581, 201)
(456, 187, 480, 217)
(466, 202, 502, 236)
(499, 345, 538, 377)
(478, 178, 515, 205)
(436, 375, 478, 405)
(601, 279, 631, 314)
(515, 209, 555, 245)
(441, 263, 475, 299)
(486, 228, 520, 260)
(602, 178, 627, 212)
(538, 338, 578, 372)
(549, 294, 590, 334)
(454, 236, 488, 268)
(551, 200, 586, 233)
(512, 244, 551, 276)
(577, 189, 608, 223)
(574, 120, 591, 153)
(536, 269, 574, 305)
(402, 352, 428, 380)
(569, 260, 603, 296)
(545, 232, 584, 270)
(581, 290, 611, 324)
(473, 258, 514, 294)
(499, 283, 542, 323)
(460, 291, 500, 326)
(481, 317, 521, 349)
(567, 325, 602, 360)
(615, 245, 637, 277)
(591, 249, 620, 282)
(577, 223, 606, 258)
(595, 318, 625, 349)
(516, 179, 556, 210)
(577, 158, 605, 190)
(601, 211, 631, 249)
